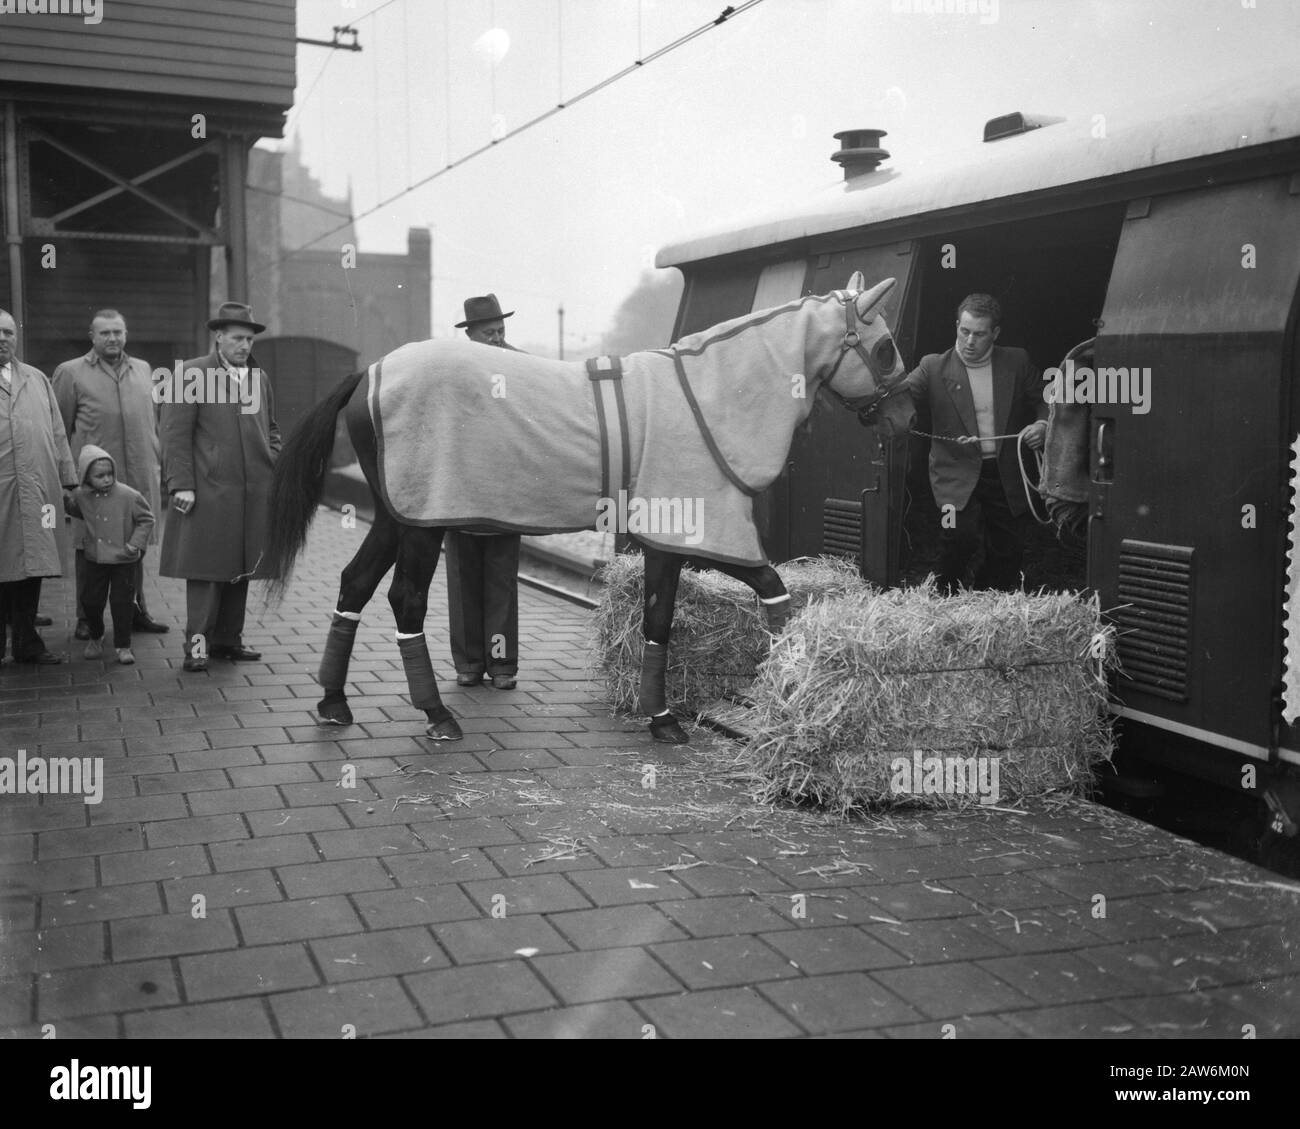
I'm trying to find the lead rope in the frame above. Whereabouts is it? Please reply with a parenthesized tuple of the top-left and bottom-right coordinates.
(908, 426, 1050, 525)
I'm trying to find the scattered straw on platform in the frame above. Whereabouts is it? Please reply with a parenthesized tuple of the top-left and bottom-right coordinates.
(590, 553, 865, 718)
(741, 582, 1116, 814)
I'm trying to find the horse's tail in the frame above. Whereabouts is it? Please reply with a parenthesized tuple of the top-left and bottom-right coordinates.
(264, 369, 365, 602)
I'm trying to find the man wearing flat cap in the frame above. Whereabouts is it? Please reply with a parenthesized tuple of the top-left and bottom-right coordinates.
(159, 302, 281, 672)
(444, 294, 521, 689)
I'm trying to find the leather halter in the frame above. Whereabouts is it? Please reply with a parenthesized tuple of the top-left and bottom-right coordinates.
(821, 293, 903, 423)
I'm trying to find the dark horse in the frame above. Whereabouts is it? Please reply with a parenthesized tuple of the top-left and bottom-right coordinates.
(263, 273, 910, 744)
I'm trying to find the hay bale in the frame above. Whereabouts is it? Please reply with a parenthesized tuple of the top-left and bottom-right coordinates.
(741, 582, 1116, 814)
(591, 553, 865, 718)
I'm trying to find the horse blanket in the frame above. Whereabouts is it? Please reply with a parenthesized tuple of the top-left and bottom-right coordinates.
(368, 332, 813, 566)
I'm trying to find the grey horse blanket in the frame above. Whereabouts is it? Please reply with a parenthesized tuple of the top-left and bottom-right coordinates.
(368, 333, 805, 566)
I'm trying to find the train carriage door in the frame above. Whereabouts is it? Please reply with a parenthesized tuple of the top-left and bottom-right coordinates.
(800, 241, 917, 584)
(1093, 176, 1300, 767)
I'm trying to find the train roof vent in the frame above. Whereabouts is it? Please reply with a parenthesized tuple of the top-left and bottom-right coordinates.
(983, 112, 1066, 142)
(831, 129, 890, 180)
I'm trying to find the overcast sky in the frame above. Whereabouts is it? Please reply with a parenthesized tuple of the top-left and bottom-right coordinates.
(280, 0, 1299, 355)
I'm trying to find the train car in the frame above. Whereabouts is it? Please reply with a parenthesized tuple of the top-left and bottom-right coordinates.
(655, 70, 1300, 832)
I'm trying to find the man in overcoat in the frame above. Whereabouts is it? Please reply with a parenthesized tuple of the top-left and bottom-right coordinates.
(445, 294, 521, 690)
(0, 309, 77, 664)
(52, 309, 169, 638)
(902, 293, 1047, 593)
(159, 302, 280, 672)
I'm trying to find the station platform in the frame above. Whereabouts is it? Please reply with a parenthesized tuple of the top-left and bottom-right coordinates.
(2, 511, 1298, 1039)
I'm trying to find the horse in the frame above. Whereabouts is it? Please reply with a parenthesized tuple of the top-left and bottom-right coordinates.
(263, 272, 911, 744)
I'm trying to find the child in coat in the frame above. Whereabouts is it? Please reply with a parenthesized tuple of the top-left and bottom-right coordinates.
(64, 445, 155, 664)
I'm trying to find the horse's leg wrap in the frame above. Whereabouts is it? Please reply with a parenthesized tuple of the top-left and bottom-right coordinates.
(319, 612, 360, 690)
(397, 634, 462, 741)
(762, 594, 791, 637)
(638, 640, 669, 717)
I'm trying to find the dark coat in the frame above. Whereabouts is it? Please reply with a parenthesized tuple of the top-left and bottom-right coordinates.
(901, 345, 1047, 517)
(158, 351, 281, 581)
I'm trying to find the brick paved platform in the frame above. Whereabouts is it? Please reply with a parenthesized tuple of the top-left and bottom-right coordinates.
(2, 513, 1298, 1038)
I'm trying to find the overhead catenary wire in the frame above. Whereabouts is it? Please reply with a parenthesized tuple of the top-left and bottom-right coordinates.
(273, 0, 765, 266)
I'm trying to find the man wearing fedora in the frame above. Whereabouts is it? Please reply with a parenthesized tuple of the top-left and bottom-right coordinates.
(159, 302, 281, 672)
(444, 294, 521, 690)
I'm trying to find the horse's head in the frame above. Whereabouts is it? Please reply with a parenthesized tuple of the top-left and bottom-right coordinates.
(818, 272, 907, 419)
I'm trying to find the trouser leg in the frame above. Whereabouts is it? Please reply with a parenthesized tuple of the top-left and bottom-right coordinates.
(83, 561, 111, 640)
(937, 484, 984, 596)
(185, 580, 224, 658)
(976, 473, 1029, 591)
(108, 563, 136, 648)
(481, 534, 520, 678)
(444, 532, 485, 675)
(6, 577, 46, 659)
(212, 578, 249, 649)
(75, 548, 88, 623)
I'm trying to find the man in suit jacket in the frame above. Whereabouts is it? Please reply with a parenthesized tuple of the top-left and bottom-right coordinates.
(158, 302, 280, 672)
(902, 293, 1047, 593)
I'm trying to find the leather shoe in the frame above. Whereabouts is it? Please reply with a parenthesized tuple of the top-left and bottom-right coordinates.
(490, 674, 517, 690)
(456, 672, 484, 687)
(132, 613, 170, 634)
(34, 614, 52, 626)
(183, 657, 208, 672)
(74, 619, 91, 640)
(20, 651, 64, 665)
(210, 645, 262, 662)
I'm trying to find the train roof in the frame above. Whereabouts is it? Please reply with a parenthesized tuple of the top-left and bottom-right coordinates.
(656, 70, 1300, 268)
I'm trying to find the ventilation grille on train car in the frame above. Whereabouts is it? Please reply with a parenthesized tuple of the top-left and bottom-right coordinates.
(1114, 539, 1193, 702)
(823, 498, 862, 561)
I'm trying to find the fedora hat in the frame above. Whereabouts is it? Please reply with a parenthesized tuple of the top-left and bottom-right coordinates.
(207, 302, 266, 334)
(455, 293, 514, 328)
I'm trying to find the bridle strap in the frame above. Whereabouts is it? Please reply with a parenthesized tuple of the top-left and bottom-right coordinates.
(821, 293, 900, 420)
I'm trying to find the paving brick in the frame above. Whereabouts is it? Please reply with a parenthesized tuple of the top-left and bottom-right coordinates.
(37, 958, 179, 1020)
(0, 803, 90, 834)
(385, 848, 501, 886)
(1188, 977, 1300, 1037)
(871, 963, 1036, 1020)
(403, 961, 556, 1024)
(100, 844, 210, 886)
(188, 785, 285, 816)
(87, 793, 190, 826)
(235, 894, 364, 945)
(312, 825, 430, 860)
(3, 856, 95, 893)
(460, 873, 591, 916)
(759, 926, 910, 975)
(671, 861, 793, 898)
(530, 946, 683, 1005)
(649, 935, 801, 990)
(210, 834, 319, 871)
(586, 835, 692, 868)
(145, 813, 249, 849)
(503, 1000, 649, 1039)
(658, 895, 795, 938)
(226, 762, 321, 788)
(758, 972, 924, 1034)
(123, 998, 276, 1038)
(565, 866, 694, 906)
(258, 740, 346, 764)
(110, 910, 239, 961)
(433, 914, 573, 964)
(473, 747, 564, 771)
(37, 823, 142, 860)
(862, 881, 984, 922)
(311, 927, 448, 982)
(270, 977, 422, 1038)
(352, 885, 479, 930)
(160, 869, 284, 913)
(410, 816, 522, 851)
(996, 1001, 1145, 1038)
(41, 882, 162, 928)
(638, 986, 804, 1039)
(549, 905, 689, 950)
(962, 906, 1099, 954)
(944, 872, 1079, 911)
(179, 943, 319, 1001)
(278, 858, 394, 899)
(1097, 990, 1256, 1037)
(135, 769, 234, 797)
(243, 805, 350, 837)
(31, 922, 108, 970)
(862, 918, 1016, 964)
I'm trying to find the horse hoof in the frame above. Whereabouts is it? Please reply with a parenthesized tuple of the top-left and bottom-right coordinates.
(316, 697, 353, 726)
(425, 718, 464, 742)
(649, 715, 689, 744)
